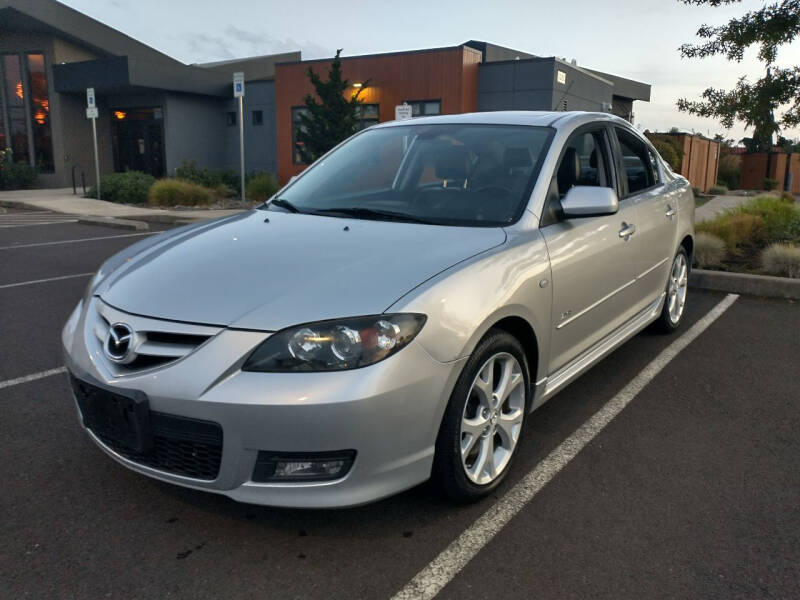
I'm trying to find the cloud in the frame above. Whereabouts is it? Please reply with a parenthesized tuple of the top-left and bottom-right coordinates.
(176, 26, 331, 63)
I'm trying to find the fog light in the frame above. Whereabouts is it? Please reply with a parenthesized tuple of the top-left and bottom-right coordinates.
(252, 450, 356, 482)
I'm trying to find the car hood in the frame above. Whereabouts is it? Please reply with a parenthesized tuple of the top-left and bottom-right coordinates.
(98, 210, 506, 331)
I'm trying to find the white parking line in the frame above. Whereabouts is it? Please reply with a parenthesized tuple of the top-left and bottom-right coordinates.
(0, 231, 153, 250)
(0, 272, 94, 289)
(0, 220, 79, 228)
(0, 367, 67, 391)
(392, 293, 740, 600)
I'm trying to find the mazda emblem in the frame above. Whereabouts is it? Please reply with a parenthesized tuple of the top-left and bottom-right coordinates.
(104, 322, 135, 363)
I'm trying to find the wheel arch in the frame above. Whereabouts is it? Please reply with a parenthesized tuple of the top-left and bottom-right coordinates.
(680, 233, 694, 269)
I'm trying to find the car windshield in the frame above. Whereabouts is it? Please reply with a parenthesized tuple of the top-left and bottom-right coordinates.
(271, 124, 554, 226)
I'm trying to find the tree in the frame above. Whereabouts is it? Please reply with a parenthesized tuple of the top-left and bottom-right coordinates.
(295, 49, 370, 164)
(676, 0, 800, 151)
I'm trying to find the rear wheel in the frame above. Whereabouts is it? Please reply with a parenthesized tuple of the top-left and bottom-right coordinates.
(433, 330, 530, 502)
(652, 248, 689, 333)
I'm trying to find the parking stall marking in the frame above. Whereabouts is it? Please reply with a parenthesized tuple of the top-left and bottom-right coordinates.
(393, 293, 740, 600)
(0, 272, 94, 290)
(0, 367, 67, 391)
(0, 231, 153, 251)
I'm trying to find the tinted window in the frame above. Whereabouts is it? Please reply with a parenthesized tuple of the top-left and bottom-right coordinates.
(615, 128, 654, 195)
(555, 130, 609, 198)
(275, 124, 553, 226)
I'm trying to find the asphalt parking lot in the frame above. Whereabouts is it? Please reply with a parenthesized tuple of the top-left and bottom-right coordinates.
(1, 208, 799, 599)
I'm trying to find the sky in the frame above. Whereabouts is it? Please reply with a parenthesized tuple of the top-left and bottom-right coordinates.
(61, 0, 800, 141)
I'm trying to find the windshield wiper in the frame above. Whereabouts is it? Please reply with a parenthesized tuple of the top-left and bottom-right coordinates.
(269, 198, 302, 213)
(313, 207, 436, 225)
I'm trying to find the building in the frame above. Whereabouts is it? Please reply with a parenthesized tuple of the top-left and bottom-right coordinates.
(276, 43, 650, 182)
(0, 0, 295, 188)
(1, 0, 651, 188)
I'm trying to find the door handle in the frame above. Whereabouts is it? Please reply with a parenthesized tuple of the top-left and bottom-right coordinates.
(665, 205, 677, 218)
(619, 222, 636, 240)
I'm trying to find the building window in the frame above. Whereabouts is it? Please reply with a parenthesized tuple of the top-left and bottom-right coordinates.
(292, 106, 310, 164)
(404, 100, 441, 118)
(355, 103, 379, 130)
(26, 54, 53, 172)
(226, 111, 236, 126)
(252, 110, 263, 126)
(1, 54, 30, 164)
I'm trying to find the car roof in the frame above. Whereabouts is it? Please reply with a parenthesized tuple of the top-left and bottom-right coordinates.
(372, 110, 633, 131)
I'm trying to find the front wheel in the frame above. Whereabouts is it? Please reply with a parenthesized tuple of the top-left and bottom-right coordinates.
(432, 329, 530, 502)
(652, 248, 689, 333)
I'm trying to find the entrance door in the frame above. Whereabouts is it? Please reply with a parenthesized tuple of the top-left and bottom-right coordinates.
(111, 107, 165, 177)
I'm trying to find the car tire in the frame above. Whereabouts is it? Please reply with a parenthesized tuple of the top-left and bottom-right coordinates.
(652, 247, 689, 333)
(432, 329, 530, 503)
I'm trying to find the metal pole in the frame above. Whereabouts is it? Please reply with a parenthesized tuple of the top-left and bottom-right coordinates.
(91, 117, 100, 198)
(238, 95, 245, 203)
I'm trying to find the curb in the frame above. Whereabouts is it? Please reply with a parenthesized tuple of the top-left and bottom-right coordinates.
(690, 269, 800, 300)
(77, 216, 149, 231)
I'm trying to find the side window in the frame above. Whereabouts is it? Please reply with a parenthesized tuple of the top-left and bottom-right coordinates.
(615, 128, 655, 196)
(555, 130, 609, 199)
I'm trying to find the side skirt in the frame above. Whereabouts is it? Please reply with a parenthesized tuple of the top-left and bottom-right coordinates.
(531, 292, 666, 410)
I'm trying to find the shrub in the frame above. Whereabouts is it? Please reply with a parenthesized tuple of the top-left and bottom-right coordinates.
(763, 177, 779, 191)
(0, 148, 38, 189)
(760, 243, 800, 278)
(780, 191, 796, 203)
(692, 186, 702, 197)
(731, 195, 800, 242)
(693, 232, 727, 268)
(246, 172, 280, 202)
(708, 185, 728, 195)
(697, 213, 766, 250)
(174, 160, 240, 192)
(147, 179, 215, 207)
(651, 139, 681, 171)
(88, 171, 155, 204)
(717, 153, 740, 190)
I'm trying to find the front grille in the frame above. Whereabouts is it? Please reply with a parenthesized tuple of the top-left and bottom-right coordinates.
(89, 298, 220, 375)
(93, 412, 223, 481)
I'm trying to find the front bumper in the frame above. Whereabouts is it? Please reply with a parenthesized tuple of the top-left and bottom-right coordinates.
(62, 298, 465, 508)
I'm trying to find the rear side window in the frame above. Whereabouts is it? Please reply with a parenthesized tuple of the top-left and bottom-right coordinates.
(615, 128, 655, 196)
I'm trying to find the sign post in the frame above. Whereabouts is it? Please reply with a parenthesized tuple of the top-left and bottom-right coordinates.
(395, 102, 412, 121)
(233, 72, 245, 203)
(86, 88, 100, 198)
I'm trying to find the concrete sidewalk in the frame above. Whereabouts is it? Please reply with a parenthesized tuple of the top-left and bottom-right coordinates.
(695, 194, 754, 222)
(0, 188, 244, 225)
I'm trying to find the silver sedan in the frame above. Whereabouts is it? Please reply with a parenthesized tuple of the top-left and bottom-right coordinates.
(63, 111, 694, 507)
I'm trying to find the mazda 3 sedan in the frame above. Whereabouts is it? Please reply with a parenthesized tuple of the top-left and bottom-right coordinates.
(63, 111, 694, 507)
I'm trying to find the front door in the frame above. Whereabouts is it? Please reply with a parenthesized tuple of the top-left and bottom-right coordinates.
(540, 126, 641, 373)
(111, 107, 165, 177)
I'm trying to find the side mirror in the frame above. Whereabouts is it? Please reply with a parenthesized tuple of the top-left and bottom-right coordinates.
(561, 186, 619, 218)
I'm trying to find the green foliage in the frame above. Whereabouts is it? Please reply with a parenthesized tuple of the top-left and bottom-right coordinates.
(0, 148, 38, 189)
(708, 184, 728, 195)
(677, 0, 800, 148)
(88, 171, 155, 204)
(246, 173, 280, 203)
(147, 179, 215, 207)
(697, 212, 767, 250)
(651, 139, 682, 171)
(762, 177, 779, 191)
(761, 243, 800, 278)
(174, 160, 240, 192)
(693, 232, 727, 268)
(295, 49, 371, 164)
(730, 194, 800, 241)
(717, 153, 740, 189)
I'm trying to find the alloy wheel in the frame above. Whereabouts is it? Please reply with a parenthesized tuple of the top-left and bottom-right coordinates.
(667, 252, 688, 324)
(459, 352, 525, 485)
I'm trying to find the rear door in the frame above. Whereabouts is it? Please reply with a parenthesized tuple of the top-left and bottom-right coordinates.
(540, 125, 641, 374)
(612, 127, 677, 309)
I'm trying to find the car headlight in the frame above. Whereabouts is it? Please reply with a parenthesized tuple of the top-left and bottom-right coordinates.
(242, 314, 426, 372)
